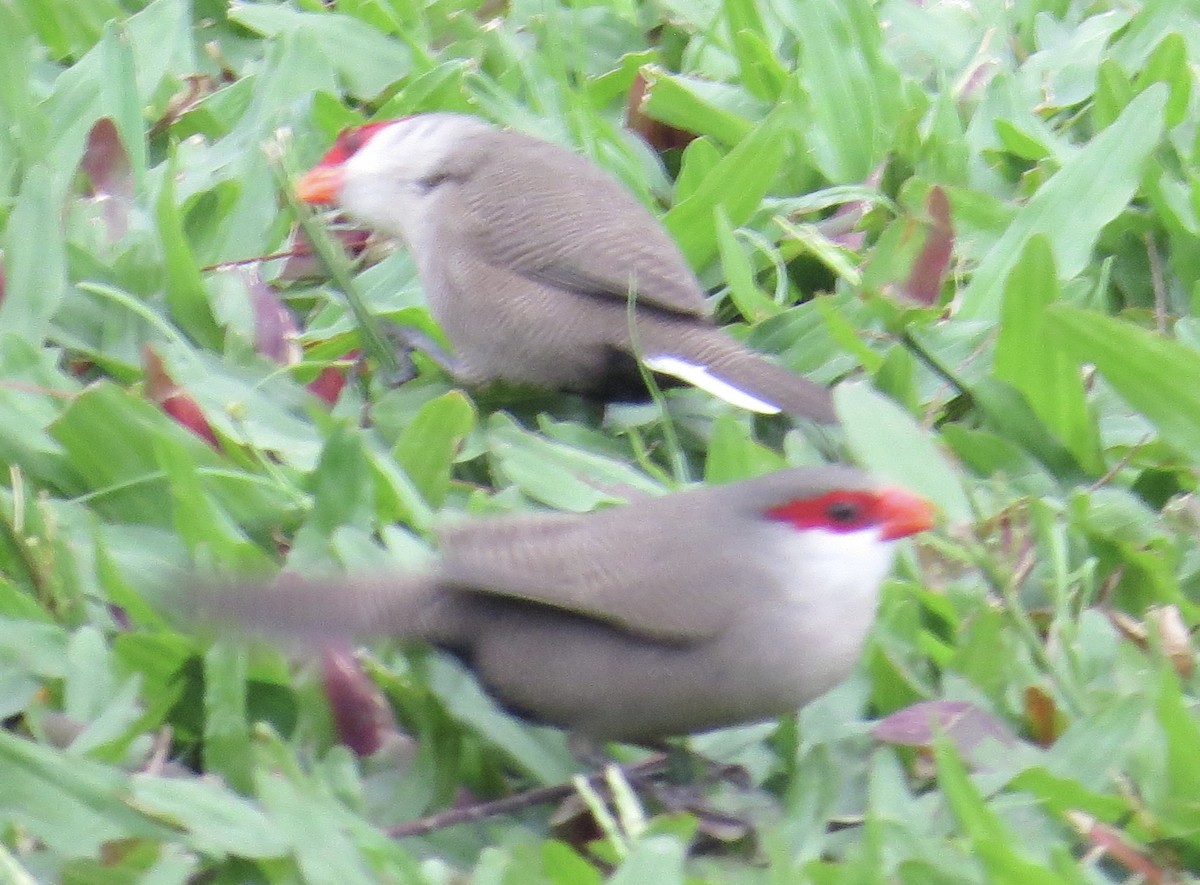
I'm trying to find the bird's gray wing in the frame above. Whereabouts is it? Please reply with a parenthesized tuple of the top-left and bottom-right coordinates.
(437, 500, 754, 644)
(444, 132, 710, 319)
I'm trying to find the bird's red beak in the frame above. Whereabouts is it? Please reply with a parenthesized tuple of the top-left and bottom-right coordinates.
(876, 487, 936, 540)
(296, 166, 345, 205)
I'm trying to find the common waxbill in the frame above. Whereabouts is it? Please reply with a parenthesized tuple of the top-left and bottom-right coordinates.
(203, 466, 932, 741)
(296, 113, 837, 423)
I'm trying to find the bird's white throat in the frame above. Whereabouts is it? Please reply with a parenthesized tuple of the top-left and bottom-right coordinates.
(769, 521, 896, 619)
(761, 520, 898, 687)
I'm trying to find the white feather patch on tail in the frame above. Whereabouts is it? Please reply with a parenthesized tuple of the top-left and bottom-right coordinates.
(643, 354, 782, 414)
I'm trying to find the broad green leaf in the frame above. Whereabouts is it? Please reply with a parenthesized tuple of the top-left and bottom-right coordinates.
(52, 384, 207, 526)
(608, 836, 686, 885)
(154, 433, 266, 572)
(203, 643, 252, 793)
(60, 673, 145, 758)
(715, 206, 780, 322)
(0, 167, 67, 339)
(0, 620, 70, 705)
(0, 3, 37, 148)
(1093, 59, 1135, 129)
(542, 841, 603, 885)
(156, 152, 222, 349)
(637, 68, 758, 145)
(0, 729, 173, 857)
(131, 776, 289, 858)
(941, 426, 1056, 497)
(1046, 305, 1200, 461)
(52, 380, 299, 535)
(704, 414, 785, 483)
(122, 0, 195, 105)
(486, 413, 662, 511)
(0, 335, 80, 491)
(969, 378, 1088, 483)
(672, 136, 721, 203)
(391, 392, 476, 508)
(933, 736, 1009, 844)
(63, 626, 116, 723)
(425, 656, 579, 785)
(255, 771, 378, 885)
(206, 29, 340, 265)
(98, 22, 145, 194)
(993, 236, 1100, 472)
(1133, 33, 1191, 128)
(993, 119, 1052, 162)
(1018, 9, 1129, 109)
(228, 4, 411, 99)
(664, 109, 788, 269)
(370, 455, 436, 533)
(306, 423, 375, 535)
(837, 383, 971, 523)
(777, 0, 903, 182)
(1155, 667, 1200, 830)
(958, 86, 1166, 319)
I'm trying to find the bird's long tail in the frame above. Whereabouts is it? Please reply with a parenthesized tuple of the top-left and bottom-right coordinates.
(193, 572, 451, 642)
(637, 320, 838, 423)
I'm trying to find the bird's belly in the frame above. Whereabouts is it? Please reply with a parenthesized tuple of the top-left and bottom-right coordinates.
(469, 598, 877, 742)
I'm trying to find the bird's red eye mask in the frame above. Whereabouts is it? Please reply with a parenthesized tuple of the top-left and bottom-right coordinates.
(766, 488, 934, 541)
(316, 121, 393, 167)
(297, 120, 399, 205)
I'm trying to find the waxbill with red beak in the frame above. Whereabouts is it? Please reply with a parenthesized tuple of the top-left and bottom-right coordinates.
(204, 466, 932, 741)
(296, 113, 837, 423)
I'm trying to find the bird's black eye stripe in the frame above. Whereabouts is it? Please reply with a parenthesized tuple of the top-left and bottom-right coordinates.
(826, 501, 862, 523)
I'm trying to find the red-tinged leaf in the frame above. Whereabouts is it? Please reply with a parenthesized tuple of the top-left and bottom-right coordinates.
(141, 345, 219, 448)
(903, 186, 954, 305)
(820, 163, 884, 251)
(627, 69, 696, 153)
(873, 700, 1017, 759)
(1147, 605, 1194, 679)
(321, 646, 398, 758)
(1023, 685, 1061, 747)
(245, 268, 301, 365)
(959, 58, 998, 102)
(1067, 813, 1168, 885)
(307, 348, 361, 406)
(80, 118, 133, 243)
(308, 365, 347, 406)
(80, 118, 132, 200)
(161, 393, 219, 449)
(141, 345, 175, 403)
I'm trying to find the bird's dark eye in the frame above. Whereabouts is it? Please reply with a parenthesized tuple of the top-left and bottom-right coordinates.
(765, 489, 879, 533)
(417, 172, 453, 192)
(825, 500, 863, 524)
